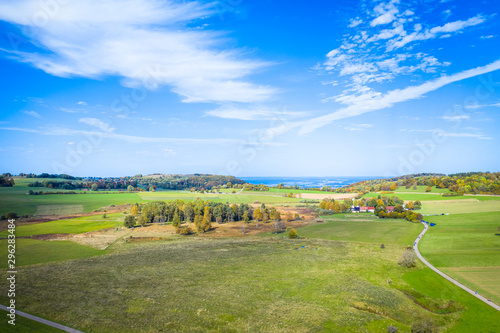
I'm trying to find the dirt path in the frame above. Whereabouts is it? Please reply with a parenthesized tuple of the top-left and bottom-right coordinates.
(0, 304, 84, 332)
(413, 222, 500, 311)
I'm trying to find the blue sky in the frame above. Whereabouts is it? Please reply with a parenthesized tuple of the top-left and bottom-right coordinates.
(0, 0, 499, 177)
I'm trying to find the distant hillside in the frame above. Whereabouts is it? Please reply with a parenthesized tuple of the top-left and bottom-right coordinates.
(339, 172, 500, 195)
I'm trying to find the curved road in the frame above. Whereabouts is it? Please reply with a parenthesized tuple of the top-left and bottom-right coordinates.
(0, 304, 84, 332)
(413, 222, 500, 311)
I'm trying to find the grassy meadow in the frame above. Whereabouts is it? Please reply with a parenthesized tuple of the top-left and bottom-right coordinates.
(4, 237, 499, 333)
(362, 192, 500, 202)
(0, 213, 124, 237)
(299, 215, 423, 247)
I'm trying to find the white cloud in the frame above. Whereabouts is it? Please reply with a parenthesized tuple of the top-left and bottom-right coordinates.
(22, 110, 41, 118)
(59, 107, 79, 113)
(480, 35, 495, 39)
(436, 132, 492, 139)
(464, 102, 500, 109)
(0, 0, 275, 103)
(344, 123, 374, 131)
(78, 118, 115, 133)
(371, 12, 397, 27)
(0, 126, 246, 145)
(206, 106, 307, 120)
(387, 15, 486, 51)
(77, 101, 87, 105)
(348, 18, 363, 28)
(441, 115, 470, 121)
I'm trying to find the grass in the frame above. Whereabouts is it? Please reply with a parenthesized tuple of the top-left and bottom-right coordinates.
(299, 215, 423, 246)
(1, 313, 63, 333)
(138, 190, 302, 204)
(0, 213, 124, 237)
(440, 266, 500, 301)
(0, 238, 104, 268)
(362, 192, 500, 202)
(394, 186, 451, 193)
(419, 199, 500, 215)
(420, 212, 500, 267)
(419, 211, 500, 304)
(0, 237, 481, 333)
(403, 268, 500, 333)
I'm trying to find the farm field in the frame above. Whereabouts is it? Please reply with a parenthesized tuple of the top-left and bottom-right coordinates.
(0, 238, 104, 269)
(299, 215, 423, 246)
(419, 199, 500, 215)
(394, 186, 451, 193)
(2, 237, 499, 333)
(138, 190, 302, 205)
(362, 192, 500, 202)
(0, 213, 124, 237)
(0, 189, 141, 216)
(419, 211, 500, 304)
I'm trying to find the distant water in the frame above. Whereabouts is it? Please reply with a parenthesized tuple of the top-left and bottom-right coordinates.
(239, 176, 380, 189)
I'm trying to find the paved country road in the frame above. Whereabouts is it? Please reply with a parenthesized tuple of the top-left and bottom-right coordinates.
(413, 222, 500, 312)
(0, 304, 84, 332)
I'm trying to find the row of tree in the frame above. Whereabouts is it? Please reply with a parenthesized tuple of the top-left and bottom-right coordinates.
(124, 200, 296, 234)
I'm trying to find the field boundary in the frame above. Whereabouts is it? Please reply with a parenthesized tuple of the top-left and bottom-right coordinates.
(413, 222, 500, 311)
(0, 304, 84, 332)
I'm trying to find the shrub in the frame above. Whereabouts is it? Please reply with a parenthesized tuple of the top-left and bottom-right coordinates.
(176, 225, 193, 235)
(399, 249, 417, 268)
(287, 227, 298, 239)
(124, 215, 136, 228)
(6, 212, 18, 219)
(411, 318, 436, 333)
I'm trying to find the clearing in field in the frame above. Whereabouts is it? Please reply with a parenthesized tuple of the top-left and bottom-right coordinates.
(36, 204, 84, 215)
(299, 215, 423, 246)
(299, 192, 358, 200)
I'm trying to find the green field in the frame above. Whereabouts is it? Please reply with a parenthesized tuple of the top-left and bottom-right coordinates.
(0, 238, 104, 268)
(362, 192, 500, 202)
(419, 211, 500, 303)
(419, 199, 500, 215)
(299, 215, 423, 246)
(0, 214, 124, 238)
(138, 190, 302, 204)
(394, 186, 451, 193)
(0, 178, 307, 216)
(2, 237, 498, 332)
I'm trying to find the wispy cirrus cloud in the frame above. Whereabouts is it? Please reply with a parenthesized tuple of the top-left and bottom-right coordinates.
(0, 0, 275, 103)
(0, 125, 288, 146)
(206, 106, 307, 120)
(22, 110, 42, 118)
(344, 124, 373, 131)
(300, 59, 500, 134)
(78, 118, 115, 133)
(441, 115, 470, 121)
(464, 102, 500, 109)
